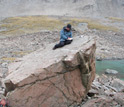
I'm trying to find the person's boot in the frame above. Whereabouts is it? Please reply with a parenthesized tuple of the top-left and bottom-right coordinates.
(53, 46, 56, 50)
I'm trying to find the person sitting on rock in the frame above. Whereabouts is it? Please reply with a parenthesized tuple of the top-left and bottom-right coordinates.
(53, 24, 73, 50)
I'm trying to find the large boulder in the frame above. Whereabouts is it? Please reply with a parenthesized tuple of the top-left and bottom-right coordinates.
(4, 36, 96, 107)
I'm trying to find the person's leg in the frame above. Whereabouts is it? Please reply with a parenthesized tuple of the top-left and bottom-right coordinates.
(65, 40, 73, 45)
(53, 41, 65, 50)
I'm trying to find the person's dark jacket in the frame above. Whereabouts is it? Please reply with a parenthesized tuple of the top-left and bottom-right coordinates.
(60, 27, 72, 42)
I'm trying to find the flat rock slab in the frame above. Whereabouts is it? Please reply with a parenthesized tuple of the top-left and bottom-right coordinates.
(4, 36, 96, 107)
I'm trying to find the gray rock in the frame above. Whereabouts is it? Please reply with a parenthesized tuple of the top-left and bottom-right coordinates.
(88, 88, 99, 96)
(110, 78, 124, 92)
(96, 57, 102, 61)
(105, 69, 118, 74)
(0, 91, 4, 94)
(1, 62, 8, 68)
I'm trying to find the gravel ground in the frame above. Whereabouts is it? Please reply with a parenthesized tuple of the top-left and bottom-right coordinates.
(85, 30, 124, 59)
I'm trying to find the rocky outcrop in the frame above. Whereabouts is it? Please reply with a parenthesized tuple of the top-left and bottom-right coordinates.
(81, 75, 124, 107)
(4, 36, 96, 107)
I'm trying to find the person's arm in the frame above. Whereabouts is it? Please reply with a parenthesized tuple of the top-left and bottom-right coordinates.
(69, 31, 72, 38)
(67, 31, 73, 40)
(60, 30, 68, 40)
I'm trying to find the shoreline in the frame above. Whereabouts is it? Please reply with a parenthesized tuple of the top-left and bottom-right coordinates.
(96, 57, 124, 61)
(96, 59, 124, 81)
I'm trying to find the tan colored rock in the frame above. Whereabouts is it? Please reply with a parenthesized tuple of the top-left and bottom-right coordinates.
(4, 36, 96, 107)
(113, 92, 124, 105)
(81, 96, 118, 107)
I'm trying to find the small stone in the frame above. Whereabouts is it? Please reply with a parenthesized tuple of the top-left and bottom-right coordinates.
(101, 48, 105, 50)
(79, 35, 84, 38)
(104, 90, 116, 96)
(96, 57, 102, 61)
(0, 91, 4, 94)
(0, 72, 3, 78)
(88, 89, 99, 97)
(1, 63, 8, 68)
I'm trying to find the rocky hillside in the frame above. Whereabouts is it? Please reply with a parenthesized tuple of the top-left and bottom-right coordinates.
(0, 0, 124, 18)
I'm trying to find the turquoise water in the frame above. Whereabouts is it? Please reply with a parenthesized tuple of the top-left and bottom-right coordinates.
(96, 60, 124, 80)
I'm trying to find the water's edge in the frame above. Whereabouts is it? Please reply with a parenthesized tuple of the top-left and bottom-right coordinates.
(96, 59, 124, 80)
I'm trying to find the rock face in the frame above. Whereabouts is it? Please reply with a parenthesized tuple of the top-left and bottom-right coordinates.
(0, 0, 124, 18)
(4, 36, 96, 107)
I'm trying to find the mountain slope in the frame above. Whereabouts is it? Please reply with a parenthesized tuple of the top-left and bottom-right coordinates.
(0, 0, 124, 18)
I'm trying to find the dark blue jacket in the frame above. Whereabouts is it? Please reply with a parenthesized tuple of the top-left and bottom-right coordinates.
(60, 27, 72, 41)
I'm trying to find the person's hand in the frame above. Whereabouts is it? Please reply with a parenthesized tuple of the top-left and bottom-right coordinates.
(68, 38, 73, 40)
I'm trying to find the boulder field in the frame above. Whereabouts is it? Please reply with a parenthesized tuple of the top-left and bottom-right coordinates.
(4, 36, 96, 107)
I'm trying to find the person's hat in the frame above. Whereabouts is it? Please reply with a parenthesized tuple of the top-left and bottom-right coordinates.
(67, 24, 72, 30)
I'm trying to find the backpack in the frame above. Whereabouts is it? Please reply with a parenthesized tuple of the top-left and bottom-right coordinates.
(0, 99, 9, 107)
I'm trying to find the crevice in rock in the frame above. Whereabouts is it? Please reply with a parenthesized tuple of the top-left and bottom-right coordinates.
(4, 79, 16, 96)
(38, 84, 54, 105)
(63, 74, 71, 95)
(48, 79, 76, 107)
(63, 73, 80, 100)
(17, 74, 58, 88)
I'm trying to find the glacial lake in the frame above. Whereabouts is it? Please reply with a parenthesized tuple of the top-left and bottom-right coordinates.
(96, 60, 124, 80)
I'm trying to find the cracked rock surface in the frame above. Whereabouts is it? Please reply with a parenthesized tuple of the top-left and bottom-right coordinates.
(4, 36, 96, 107)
